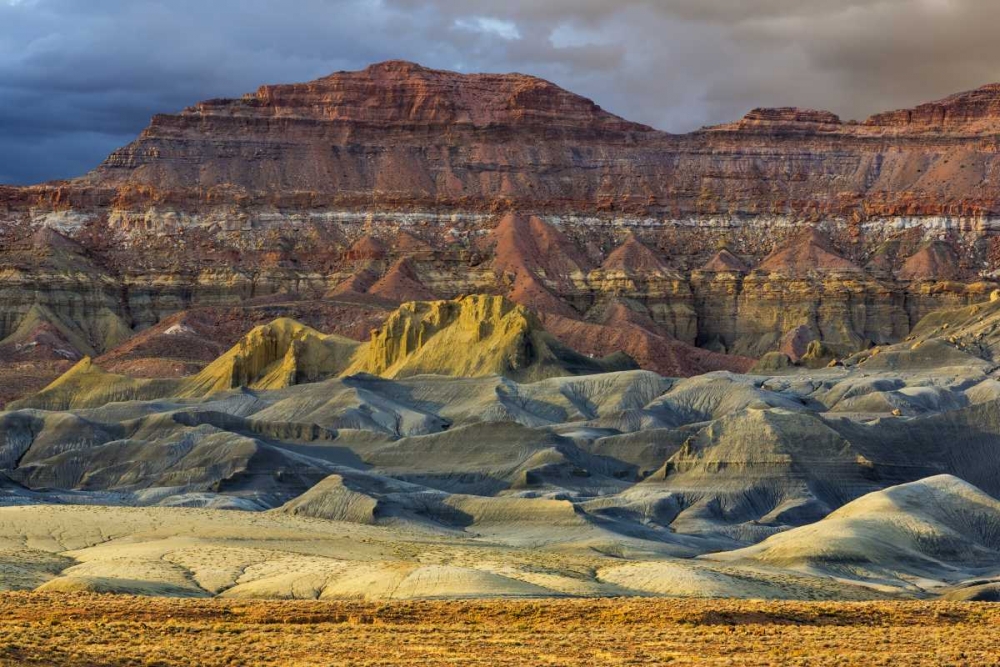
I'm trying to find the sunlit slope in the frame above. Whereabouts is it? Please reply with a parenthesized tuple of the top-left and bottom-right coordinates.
(13, 296, 635, 410)
(346, 295, 635, 381)
(711, 475, 1000, 589)
(10, 319, 359, 410)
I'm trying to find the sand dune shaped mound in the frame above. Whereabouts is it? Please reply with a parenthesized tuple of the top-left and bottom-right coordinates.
(9, 357, 177, 411)
(371, 369, 670, 429)
(513, 370, 672, 422)
(597, 559, 883, 600)
(94, 311, 230, 377)
(36, 569, 208, 597)
(249, 375, 449, 437)
(699, 248, 749, 273)
(898, 241, 962, 281)
(342, 234, 387, 262)
(824, 399, 1000, 497)
(589, 235, 683, 289)
(491, 214, 589, 318)
(711, 475, 1000, 589)
(9, 423, 334, 505)
(885, 291, 1000, 364)
(827, 384, 966, 416)
(365, 258, 438, 303)
(818, 374, 969, 416)
(644, 372, 806, 427)
(278, 471, 434, 526)
(259, 370, 669, 436)
(227, 562, 556, 601)
(839, 291, 1000, 373)
(347, 294, 635, 381)
(362, 421, 633, 495)
(326, 268, 382, 301)
(0, 410, 123, 469)
(0, 304, 90, 363)
(0, 303, 131, 364)
(540, 302, 754, 378)
(943, 581, 1000, 601)
(848, 339, 991, 374)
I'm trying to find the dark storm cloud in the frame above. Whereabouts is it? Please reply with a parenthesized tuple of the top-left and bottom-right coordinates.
(0, 0, 432, 183)
(2, 0, 999, 184)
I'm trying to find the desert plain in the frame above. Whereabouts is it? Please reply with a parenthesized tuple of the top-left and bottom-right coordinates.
(2, 594, 999, 666)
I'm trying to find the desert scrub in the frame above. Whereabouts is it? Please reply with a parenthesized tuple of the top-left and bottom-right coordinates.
(0, 594, 998, 666)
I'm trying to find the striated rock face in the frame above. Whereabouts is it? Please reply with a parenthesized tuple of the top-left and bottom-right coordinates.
(6, 61, 1000, 396)
(83, 60, 654, 212)
(347, 294, 635, 381)
(11, 60, 1000, 219)
(865, 83, 1000, 130)
(181, 318, 361, 395)
(738, 107, 843, 126)
(757, 230, 861, 276)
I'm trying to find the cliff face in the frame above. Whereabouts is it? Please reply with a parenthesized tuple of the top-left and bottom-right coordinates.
(3, 60, 1000, 397)
(52, 61, 1000, 219)
(865, 83, 1000, 130)
(78, 60, 657, 212)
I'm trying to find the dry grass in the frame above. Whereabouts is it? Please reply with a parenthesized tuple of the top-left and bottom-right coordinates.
(0, 593, 997, 666)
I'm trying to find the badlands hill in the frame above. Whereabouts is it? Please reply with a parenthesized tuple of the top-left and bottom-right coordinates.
(12, 295, 635, 410)
(1, 293, 1000, 600)
(711, 475, 1000, 591)
(6, 63, 1000, 402)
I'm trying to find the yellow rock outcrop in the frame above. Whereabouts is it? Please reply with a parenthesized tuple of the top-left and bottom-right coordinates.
(179, 318, 361, 396)
(346, 295, 633, 382)
(10, 356, 176, 411)
(14, 296, 635, 410)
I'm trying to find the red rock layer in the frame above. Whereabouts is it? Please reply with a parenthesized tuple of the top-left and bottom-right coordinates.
(367, 258, 438, 303)
(344, 235, 388, 261)
(898, 241, 962, 282)
(700, 249, 749, 273)
(757, 229, 862, 276)
(1, 62, 988, 218)
(866, 84, 1000, 130)
(540, 302, 753, 378)
(492, 214, 588, 318)
(600, 235, 678, 276)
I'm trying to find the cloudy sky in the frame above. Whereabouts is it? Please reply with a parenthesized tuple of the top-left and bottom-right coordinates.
(2, 0, 999, 184)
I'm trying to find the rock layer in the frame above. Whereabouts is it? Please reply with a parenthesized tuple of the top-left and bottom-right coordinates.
(5, 61, 1000, 393)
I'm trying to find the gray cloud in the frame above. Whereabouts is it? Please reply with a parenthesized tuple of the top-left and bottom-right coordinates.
(2, 0, 999, 184)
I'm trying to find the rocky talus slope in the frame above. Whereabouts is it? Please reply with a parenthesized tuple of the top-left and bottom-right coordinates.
(5, 61, 1000, 401)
